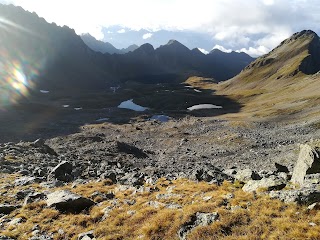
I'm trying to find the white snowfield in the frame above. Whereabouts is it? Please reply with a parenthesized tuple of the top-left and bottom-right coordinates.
(187, 104, 223, 111)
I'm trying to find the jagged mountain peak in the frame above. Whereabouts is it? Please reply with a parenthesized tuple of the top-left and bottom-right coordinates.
(162, 39, 190, 50)
(133, 43, 154, 54)
(243, 30, 320, 76)
(209, 49, 224, 54)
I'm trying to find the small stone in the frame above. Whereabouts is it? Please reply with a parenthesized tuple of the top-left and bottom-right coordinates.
(78, 230, 95, 240)
(203, 196, 212, 201)
(127, 210, 136, 215)
(307, 202, 320, 210)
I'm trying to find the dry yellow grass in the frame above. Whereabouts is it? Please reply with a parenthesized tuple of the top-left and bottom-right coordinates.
(1, 175, 320, 239)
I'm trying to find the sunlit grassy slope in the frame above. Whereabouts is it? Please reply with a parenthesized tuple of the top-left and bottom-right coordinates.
(186, 31, 320, 122)
(1, 175, 320, 240)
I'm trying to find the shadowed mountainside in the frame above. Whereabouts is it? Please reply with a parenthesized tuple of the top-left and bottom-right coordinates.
(88, 38, 254, 83)
(0, 3, 253, 99)
(0, 4, 115, 95)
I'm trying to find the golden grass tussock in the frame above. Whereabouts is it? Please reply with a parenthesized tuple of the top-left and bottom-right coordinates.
(1, 174, 320, 239)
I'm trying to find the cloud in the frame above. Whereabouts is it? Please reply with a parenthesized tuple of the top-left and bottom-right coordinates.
(142, 33, 153, 39)
(4, 0, 320, 56)
(212, 45, 232, 53)
(237, 46, 269, 57)
(198, 48, 209, 54)
(262, 0, 275, 5)
(117, 29, 126, 34)
(89, 26, 104, 40)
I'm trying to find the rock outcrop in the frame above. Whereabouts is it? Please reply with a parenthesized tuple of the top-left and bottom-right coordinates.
(291, 144, 320, 186)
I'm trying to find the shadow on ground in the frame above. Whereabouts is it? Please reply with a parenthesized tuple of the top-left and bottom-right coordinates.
(0, 82, 242, 143)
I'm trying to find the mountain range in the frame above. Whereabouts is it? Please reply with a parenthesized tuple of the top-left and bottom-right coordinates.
(0, 4, 254, 98)
(209, 30, 320, 120)
(81, 33, 139, 54)
(1, 3, 320, 122)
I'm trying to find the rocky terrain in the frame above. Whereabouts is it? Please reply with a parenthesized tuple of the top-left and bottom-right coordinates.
(1, 3, 320, 240)
(0, 116, 320, 239)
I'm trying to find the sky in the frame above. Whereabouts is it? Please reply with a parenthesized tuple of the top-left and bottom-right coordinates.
(1, 0, 320, 56)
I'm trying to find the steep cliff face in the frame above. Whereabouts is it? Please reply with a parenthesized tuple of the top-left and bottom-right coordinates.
(299, 32, 320, 74)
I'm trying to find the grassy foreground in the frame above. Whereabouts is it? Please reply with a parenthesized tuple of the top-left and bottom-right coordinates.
(1, 174, 320, 240)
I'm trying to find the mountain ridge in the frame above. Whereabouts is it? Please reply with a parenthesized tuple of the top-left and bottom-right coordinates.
(212, 30, 320, 120)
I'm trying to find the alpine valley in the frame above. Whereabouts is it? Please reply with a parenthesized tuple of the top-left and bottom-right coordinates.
(1, 3, 320, 240)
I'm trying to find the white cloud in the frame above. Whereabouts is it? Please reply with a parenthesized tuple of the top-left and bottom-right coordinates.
(142, 33, 153, 39)
(262, 0, 275, 6)
(3, 0, 320, 56)
(89, 26, 104, 40)
(198, 48, 209, 54)
(117, 29, 126, 34)
(237, 46, 270, 57)
(212, 45, 232, 53)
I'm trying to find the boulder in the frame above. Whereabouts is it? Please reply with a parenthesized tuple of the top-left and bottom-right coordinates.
(292, 144, 320, 186)
(48, 161, 73, 182)
(242, 176, 286, 192)
(46, 190, 95, 213)
(100, 171, 117, 183)
(270, 187, 320, 205)
(190, 166, 233, 184)
(235, 169, 261, 182)
(0, 204, 20, 214)
(118, 172, 145, 186)
(178, 212, 219, 240)
(78, 231, 96, 240)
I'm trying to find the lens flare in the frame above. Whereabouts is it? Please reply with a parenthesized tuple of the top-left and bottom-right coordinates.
(0, 15, 44, 110)
(0, 50, 40, 109)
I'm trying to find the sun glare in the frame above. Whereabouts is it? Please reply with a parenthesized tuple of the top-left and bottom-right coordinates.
(0, 14, 43, 109)
(0, 53, 39, 109)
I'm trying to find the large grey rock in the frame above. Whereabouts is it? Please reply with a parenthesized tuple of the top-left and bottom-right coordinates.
(178, 212, 219, 240)
(242, 176, 286, 192)
(118, 172, 145, 186)
(190, 166, 233, 184)
(270, 187, 320, 205)
(46, 190, 95, 213)
(292, 144, 320, 186)
(235, 169, 261, 182)
(48, 161, 73, 182)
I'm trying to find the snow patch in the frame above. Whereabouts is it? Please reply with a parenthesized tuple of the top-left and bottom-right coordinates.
(187, 104, 222, 111)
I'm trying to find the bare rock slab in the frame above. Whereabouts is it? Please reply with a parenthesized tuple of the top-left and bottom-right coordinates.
(46, 190, 95, 213)
(292, 144, 320, 186)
